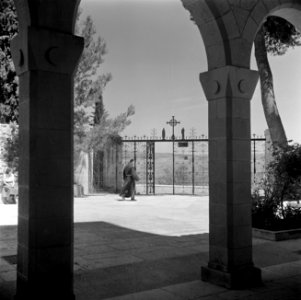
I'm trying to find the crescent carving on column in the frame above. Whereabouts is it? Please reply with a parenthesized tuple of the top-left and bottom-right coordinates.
(45, 46, 59, 66)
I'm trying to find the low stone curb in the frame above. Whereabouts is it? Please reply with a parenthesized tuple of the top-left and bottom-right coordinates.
(253, 227, 301, 241)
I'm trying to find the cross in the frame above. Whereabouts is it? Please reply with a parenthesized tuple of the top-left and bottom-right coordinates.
(166, 116, 180, 195)
(166, 116, 180, 140)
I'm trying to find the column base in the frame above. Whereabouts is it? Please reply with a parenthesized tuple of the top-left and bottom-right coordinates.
(201, 265, 262, 289)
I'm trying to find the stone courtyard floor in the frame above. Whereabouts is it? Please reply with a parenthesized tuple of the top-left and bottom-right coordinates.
(0, 194, 300, 299)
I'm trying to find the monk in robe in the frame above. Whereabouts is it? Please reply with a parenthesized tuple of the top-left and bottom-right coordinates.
(120, 159, 139, 200)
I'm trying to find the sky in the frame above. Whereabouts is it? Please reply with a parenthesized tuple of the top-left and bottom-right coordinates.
(80, 0, 301, 143)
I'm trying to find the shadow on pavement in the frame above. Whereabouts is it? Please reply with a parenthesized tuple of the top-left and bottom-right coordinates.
(74, 222, 210, 299)
(1, 222, 301, 300)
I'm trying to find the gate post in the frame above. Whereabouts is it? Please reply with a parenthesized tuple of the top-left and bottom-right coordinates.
(146, 141, 155, 194)
(192, 141, 195, 195)
(199, 66, 262, 288)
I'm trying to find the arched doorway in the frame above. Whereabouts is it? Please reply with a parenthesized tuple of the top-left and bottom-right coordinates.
(183, 0, 301, 289)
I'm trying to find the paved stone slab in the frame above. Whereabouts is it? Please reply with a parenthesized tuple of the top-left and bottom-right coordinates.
(162, 280, 226, 299)
(261, 261, 301, 281)
(103, 288, 184, 300)
(241, 287, 301, 300)
(74, 195, 209, 236)
(1, 193, 301, 300)
(74, 252, 206, 299)
(253, 242, 301, 267)
(217, 289, 257, 300)
(0, 194, 209, 236)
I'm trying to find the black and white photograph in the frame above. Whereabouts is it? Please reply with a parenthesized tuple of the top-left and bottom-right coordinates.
(0, 0, 301, 299)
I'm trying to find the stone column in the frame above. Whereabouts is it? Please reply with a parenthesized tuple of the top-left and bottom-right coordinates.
(199, 66, 262, 288)
(10, 2, 84, 299)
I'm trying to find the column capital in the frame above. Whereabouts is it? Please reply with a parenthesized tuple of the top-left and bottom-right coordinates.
(11, 27, 84, 75)
(199, 66, 259, 101)
(13, 0, 81, 34)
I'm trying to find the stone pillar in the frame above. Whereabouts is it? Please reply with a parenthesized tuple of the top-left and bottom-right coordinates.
(10, 1, 84, 299)
(199, 66, 262, 289)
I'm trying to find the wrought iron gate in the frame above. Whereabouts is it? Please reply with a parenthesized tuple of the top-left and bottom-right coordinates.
(146, 141, 155, 194)
(90, 114, 266, 195)
(122, 137, 210, 195)
(121, 136, 266, 196)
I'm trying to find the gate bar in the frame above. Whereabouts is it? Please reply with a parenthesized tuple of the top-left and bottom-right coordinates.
(192, 141, 195, 195)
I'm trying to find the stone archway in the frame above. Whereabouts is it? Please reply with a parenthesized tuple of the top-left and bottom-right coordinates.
(181, 0, 301, 289)
(6, 0, 301, 298)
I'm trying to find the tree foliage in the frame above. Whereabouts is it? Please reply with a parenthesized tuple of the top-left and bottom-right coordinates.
(2, 122, 19, 172)
(74, 11, 134, 156)
(0, 0, 19, 123)
(74, 12, 112, 147)
(254, 16, 301, 148)
(252, 142, 301, 230)
(253, 17, 301, 229)
(269, 143, 301, 202)
(264, 16, 301, 55)
(0, 6, 134, 173)
(86, 105, 135, 152)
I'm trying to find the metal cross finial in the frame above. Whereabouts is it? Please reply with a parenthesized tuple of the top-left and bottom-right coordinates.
(166, 116, 180, 140)
(166, 116, 180, 195)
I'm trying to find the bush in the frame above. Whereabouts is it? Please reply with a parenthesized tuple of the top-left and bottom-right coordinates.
(252, 142, 301, 230)
(252, 195, 301, 230)
(2, 122, 19, 172)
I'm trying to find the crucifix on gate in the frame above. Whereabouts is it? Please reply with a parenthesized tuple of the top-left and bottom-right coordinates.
(166, 115, 180, 140)
(166, 116, 180, 194)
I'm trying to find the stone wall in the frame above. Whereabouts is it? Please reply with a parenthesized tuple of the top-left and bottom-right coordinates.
(74, 151, 90, 195)
(74, 144, 123, 195)
(102, 144, 123, 193)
